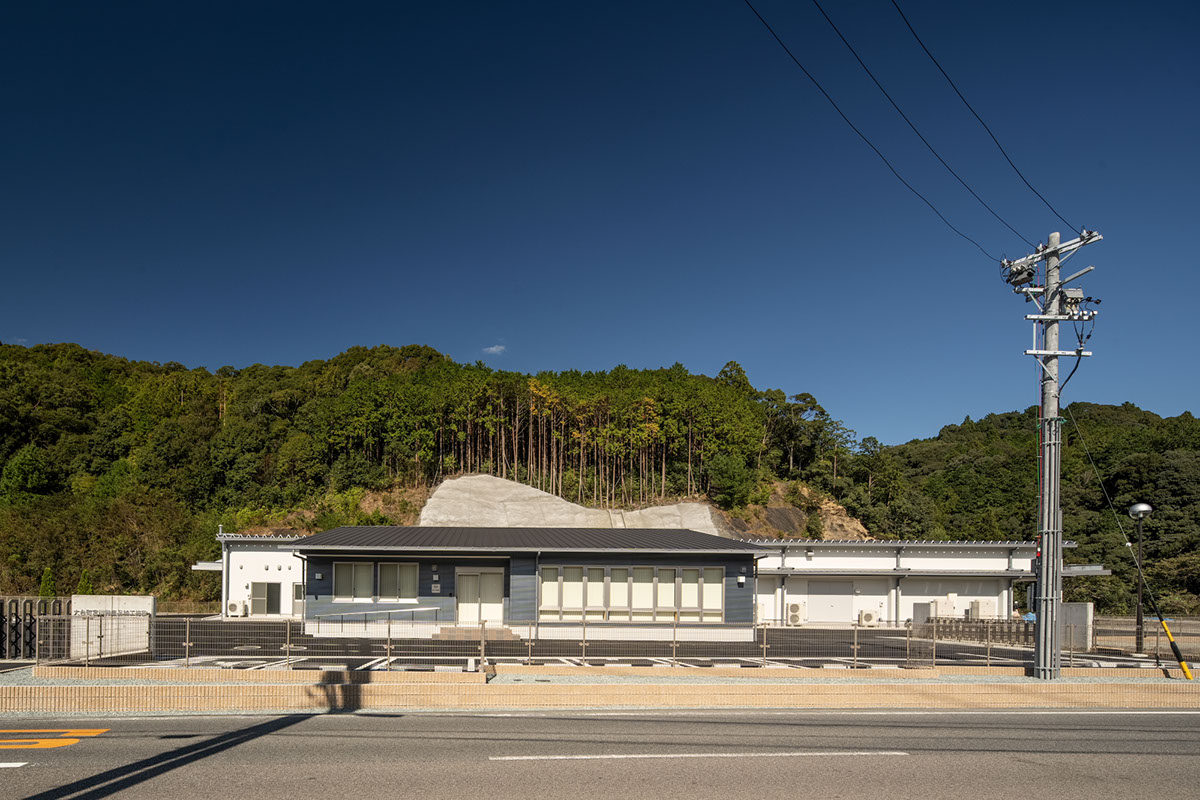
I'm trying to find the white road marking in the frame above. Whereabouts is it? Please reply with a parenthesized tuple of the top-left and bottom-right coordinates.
(0, 762, 29, 768)
(491, 750, 910, 762)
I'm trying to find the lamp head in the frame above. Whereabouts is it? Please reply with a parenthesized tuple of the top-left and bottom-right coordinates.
(1128, 502, 1153, 521)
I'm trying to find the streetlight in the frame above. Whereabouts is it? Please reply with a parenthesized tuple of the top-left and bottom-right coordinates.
(1128, 502, 1152, 655)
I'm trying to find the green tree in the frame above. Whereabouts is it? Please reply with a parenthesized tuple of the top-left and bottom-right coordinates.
(1, 444, 54, 500)
(76, 568, 94, 595)
(38, 566, 56, 598)
(705, 452, 755, 510)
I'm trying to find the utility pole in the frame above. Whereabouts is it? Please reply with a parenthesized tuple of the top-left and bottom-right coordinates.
(1001, 229, 1102, 680)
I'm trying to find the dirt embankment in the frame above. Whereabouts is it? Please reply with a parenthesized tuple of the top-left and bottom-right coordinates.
(712, 484, 871, 541)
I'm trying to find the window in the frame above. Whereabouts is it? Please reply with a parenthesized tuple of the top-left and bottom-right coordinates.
(609, 568, 629, 621)
(293, 582, 305, 602)
(680, 569, 700, 622)
(702, 568, 724, 618)
(378, 563, 418, 600)
(333, 562, 373, 600)
(250, 582, 281, 615)
(586, 568, 605, 620)
(561, 567, 584, 621)
(631, 567, 655, 621)
(535, 564, 726, 622)
(539, 566, 559, 615)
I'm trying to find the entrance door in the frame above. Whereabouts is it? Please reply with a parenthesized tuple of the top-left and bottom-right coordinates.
(250, 582, 281, 616)
(480, 572, 504, 624)
(457, 571, 505, 625)
(807, 580, 854, 622)
(457, 573, 480, 624)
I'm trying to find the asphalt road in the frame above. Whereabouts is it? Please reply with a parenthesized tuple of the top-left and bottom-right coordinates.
(4, 711, 1197, 799)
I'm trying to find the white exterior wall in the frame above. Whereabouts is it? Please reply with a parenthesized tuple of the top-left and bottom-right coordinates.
(756, 543, 1033, 624)
(224, 541, 305, 618)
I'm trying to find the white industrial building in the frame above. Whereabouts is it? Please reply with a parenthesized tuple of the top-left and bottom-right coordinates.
(753, 539, 1065, 625)
(197, 530, 1104, 625)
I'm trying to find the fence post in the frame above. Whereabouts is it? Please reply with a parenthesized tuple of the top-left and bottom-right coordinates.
(580, 615, 587, 664)
(852, 624, 859, 669)
(672, 612, 678, 666)
(84, 616, 91, 667)
(386, 614, 392, 672)
(527, 627, 534, 666)
(986, 621, 991, 667)
(1067, 623, 1074, 668)
(905, 624, 911, 667)
(285, 619, 292, 670)
(184, 617, 191, 669)
(761, 624, 769, 664)
(931, 619, 937, 667)
(478, 623, 486, 672)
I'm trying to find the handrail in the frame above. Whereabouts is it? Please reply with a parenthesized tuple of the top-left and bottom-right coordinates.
(311, 606, 441, 619)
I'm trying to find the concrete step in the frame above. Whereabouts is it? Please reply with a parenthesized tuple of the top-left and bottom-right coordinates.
(431, 626, 523, 642)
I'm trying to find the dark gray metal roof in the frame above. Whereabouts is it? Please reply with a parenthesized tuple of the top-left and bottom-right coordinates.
(748, 539, 1063, 549)
(291, 526, 769, 555)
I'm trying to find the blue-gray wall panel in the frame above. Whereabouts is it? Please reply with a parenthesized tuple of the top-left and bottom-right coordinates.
(509, 556, 537, 622)
(302, 555, 511, 621)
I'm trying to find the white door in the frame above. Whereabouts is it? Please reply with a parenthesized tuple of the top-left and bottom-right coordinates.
(808, 580, 854, 622)
(457, 573, 480, 624)
(480, 572, 504, 624)
(457, 571, 505, 625)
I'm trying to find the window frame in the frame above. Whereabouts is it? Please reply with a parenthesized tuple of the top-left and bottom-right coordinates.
(332, 561, 374, 602)
(537, 564, 726, 622)
(377, 562, 420, 602)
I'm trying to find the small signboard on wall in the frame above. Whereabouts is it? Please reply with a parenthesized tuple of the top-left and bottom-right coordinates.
(431, 583, 441, 594)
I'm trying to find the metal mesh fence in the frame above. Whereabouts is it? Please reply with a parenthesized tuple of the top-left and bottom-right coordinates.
(1094, 616, 1200, 661)
(26, 615, 1091, 672)
(31, 613, 1200, 674)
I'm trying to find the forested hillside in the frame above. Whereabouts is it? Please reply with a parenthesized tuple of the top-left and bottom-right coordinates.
(1, 342, 1196, 613)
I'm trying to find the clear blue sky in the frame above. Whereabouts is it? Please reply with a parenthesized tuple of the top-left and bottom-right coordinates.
(3, 1, 1197, 445)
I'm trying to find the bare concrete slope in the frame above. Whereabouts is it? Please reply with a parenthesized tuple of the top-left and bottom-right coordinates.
(418, 475, 726, 535)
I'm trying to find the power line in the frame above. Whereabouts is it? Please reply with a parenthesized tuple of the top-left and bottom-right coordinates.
(741, 0, 1001, 261)
(809, 0, 1034, 249)
(1063, 404, 1161, 607)
(889, 0, 1081, 236)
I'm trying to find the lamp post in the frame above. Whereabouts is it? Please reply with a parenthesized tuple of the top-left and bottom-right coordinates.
(1128, 502, 1152, 655)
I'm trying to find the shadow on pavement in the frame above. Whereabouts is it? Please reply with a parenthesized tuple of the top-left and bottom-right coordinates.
(21, 715, 309, 800)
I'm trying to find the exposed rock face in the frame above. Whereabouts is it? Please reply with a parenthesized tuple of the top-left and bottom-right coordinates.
(817, 498, 871, 540)
(419, 475, 726, 536)
(709, 485, 872, 541)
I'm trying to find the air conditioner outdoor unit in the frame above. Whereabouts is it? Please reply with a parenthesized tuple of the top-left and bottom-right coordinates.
(227, 601, 247, 617)
(968, 599, 997, 620)
(858, 609, 880, 627)
(787, 602, 805, 626)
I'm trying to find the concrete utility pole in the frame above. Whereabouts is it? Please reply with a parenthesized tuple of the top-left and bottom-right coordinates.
(1000, 229, 1102, 680)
